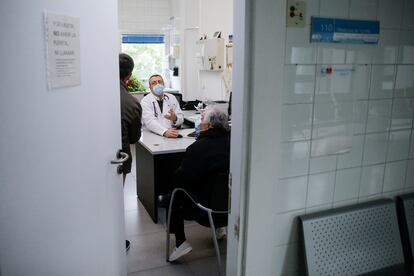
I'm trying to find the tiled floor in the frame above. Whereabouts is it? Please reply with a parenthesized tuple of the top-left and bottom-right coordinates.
(124, 146, 226, 275)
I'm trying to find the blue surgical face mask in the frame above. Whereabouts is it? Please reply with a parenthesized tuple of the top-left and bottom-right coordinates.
(152, 84, 164, 96)
(194, 114, 201, 136)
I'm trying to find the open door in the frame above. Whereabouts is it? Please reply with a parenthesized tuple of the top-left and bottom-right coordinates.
(226, 0, 250, 275)
(0, 0, 126, 275)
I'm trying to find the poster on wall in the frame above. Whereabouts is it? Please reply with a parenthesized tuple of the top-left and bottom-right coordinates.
(311, 17, 379, 44)
(44, 12, 81, 89)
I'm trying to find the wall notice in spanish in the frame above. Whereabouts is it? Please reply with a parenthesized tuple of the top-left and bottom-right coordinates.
(44, 12, 80, 89)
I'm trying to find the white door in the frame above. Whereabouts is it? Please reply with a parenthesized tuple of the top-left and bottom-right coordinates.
(0, 1, 126, 275)
(226, 0, 249, 275)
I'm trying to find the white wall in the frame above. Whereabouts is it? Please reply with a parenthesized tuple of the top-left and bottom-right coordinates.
(172, 0, 233, 101)
(198, 0, 233, 101)
(118, 0, 233, 101)
(118, 0, 171, 34)
(242, 0, 414, 275)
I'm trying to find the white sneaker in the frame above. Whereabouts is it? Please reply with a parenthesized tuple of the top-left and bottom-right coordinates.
(215, 227, 227, 240)
(169, 241, 192, 262)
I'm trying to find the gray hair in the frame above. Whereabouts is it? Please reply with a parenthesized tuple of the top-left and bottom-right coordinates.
(202, 106, 229, 130)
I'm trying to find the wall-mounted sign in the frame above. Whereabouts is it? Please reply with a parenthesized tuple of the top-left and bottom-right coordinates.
(44, 12, 81, 89)
(310, 17, 379, 44)
(319, 66, 355, 77)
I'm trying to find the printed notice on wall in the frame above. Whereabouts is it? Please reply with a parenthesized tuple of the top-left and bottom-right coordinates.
(44, 12, 80, 89)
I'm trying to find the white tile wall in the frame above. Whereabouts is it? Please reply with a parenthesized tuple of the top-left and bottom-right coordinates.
(280, 141, 310, 178)
(333, 198, 359, 207)
(373, 30, 400, 64)
(320, 0, 349, 18)
(118, 0, 171, 33)
(274, 244, 302, 275)
(305, 202, 332, 213)
(360, 164, 385, 196)
(312, 101, 354, 134)
(353, 101, 368, 134)
(318, 45, 346, 64)
(366, 100, 392, 133)
(377, 0, 404, 28)
(354, 66, 372, 99)
(309, 155, 337, 174)
(281, 104, 313, 141)
(337, 135, 364, 169)
(285, 27, 317, 64)
(406, 159, 414, 189)
(383, 161, 407, 192)
(410, 131, 414, 158)
(276, 176, 308, 212)
(282, 65, 315, 104)
(363, 132, 388, 165)
(274, 209, 305, 246)
(387, 130, 411, 161)
(370, 65, 396, 99)
(271, 1, 414, 274)
(334, 167, 361, 201)
(395, 65, 414, 98)
(391, 98, 414, 130)
(346, 44, 375, 64)
(304, 0, 320, 25)
(399, 31, 414, 64)
(307, 172, 335, 207)
(402, 0, 414, 29)
(349, 0, 377, 20)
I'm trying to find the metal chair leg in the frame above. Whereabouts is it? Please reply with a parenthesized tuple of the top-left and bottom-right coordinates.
(208, 211, 222, 276)
(166, 189, 178, 262)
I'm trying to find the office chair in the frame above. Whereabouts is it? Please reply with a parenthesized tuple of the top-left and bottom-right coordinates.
(166, 172, 229, 276)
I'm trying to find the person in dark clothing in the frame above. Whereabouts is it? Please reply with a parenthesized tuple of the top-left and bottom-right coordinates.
(119, 53, 142, 182)
(167, 106, 230, 262)
(119, 53, 142, 252)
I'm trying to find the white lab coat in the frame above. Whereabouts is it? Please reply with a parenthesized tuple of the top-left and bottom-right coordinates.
(141, 92, 184, 136)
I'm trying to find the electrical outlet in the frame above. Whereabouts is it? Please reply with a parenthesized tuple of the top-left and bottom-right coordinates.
(287, 0, 306, 28)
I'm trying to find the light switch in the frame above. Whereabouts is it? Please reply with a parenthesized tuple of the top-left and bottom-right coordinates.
(287, 0, 306, 28)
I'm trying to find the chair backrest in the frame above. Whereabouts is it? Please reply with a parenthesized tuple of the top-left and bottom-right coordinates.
(397, 193, 414, 264)
(299, 199, 405, 276)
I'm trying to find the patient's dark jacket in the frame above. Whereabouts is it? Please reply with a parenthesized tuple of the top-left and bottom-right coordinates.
(175, 128, 230, 195)
(173, 127, 230, 225)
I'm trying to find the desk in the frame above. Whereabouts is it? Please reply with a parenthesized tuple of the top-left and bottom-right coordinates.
(135, 128, 196, 222)
(182, 110, 199, 126)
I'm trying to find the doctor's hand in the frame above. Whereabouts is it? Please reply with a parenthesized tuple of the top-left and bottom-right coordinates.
(164, 108, 177, 122)
(163, 128, 179, 138)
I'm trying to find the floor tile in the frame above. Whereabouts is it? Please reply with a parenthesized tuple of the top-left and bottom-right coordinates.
(127, 231, 170, 273)
(124, 148, 227, 275)
(128, 264, 194, 276)
(187, 255, 227, 276)
(125, 209, 165, 237)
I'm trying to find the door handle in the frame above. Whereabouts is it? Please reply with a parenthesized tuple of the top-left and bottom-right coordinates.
(110, 150, 129, 164)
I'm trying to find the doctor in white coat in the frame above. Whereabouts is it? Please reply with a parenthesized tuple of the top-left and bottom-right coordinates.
(141, 74, 184, 138)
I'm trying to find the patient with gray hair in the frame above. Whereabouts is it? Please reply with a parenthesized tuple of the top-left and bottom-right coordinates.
(200, 106, 230, 131)
(165, 106, 231, 262)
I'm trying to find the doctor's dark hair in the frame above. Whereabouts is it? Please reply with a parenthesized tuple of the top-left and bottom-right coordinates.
(148, 74, 164, 85)
(202, 106, 229, 130)
(119, 53, 134, 80)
